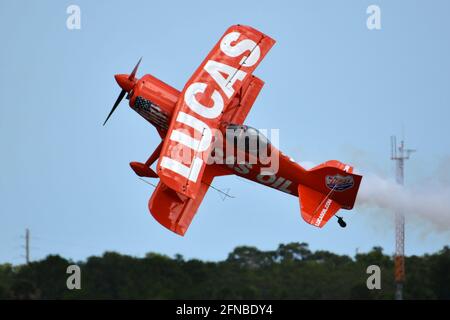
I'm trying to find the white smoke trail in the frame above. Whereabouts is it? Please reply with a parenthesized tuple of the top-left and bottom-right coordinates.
(297, 155, 450, 232)
(356, 172, 450, 232)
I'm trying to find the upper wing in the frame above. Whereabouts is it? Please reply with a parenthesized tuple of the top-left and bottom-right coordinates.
(156, 25, 275, 199)
(221, 75, 265, 125)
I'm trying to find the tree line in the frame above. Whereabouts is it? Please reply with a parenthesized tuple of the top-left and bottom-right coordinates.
(0, 243, 448, 299)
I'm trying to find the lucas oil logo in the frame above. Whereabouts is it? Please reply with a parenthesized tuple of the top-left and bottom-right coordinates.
(326, 174, 354, 192)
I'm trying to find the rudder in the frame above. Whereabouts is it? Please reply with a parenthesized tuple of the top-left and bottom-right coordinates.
(298, 160, 362, 228)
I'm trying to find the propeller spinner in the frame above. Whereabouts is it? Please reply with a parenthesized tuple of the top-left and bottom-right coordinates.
(103, 57, 142, 126)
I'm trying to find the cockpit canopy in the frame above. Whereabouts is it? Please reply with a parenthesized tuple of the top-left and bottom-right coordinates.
(225, 124, 271, 155)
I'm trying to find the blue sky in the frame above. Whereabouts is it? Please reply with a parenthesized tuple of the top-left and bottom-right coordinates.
(1, 0, 449, 264)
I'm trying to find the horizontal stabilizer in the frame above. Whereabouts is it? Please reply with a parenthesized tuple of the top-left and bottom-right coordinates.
(298, 184, 341, 228)
(298, 160, 362, 228)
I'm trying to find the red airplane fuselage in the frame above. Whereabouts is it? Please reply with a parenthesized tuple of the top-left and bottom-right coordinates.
(117, 72, 309, 197)
(107, 25, 362, 235)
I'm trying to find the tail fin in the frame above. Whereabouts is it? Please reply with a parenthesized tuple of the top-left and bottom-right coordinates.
(298, 160, 362, 228)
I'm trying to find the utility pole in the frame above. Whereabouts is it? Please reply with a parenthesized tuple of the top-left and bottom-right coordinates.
(390, 136, 415, 300)
(25, 228, 30, 264)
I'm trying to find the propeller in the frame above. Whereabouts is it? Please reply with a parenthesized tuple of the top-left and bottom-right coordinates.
(103, 57, 142, 126)
(103, 89, 126, 126)
(129, 57, 142, 81)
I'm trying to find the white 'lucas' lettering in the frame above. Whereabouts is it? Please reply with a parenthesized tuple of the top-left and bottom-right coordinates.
(161, 31, 261, 184)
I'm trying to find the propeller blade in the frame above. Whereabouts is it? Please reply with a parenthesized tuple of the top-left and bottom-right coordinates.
(103, 89, 126, 126)
(128, 57, 142, 81)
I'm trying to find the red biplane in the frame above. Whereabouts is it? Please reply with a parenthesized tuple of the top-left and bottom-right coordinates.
(104, 25, 362, 236)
